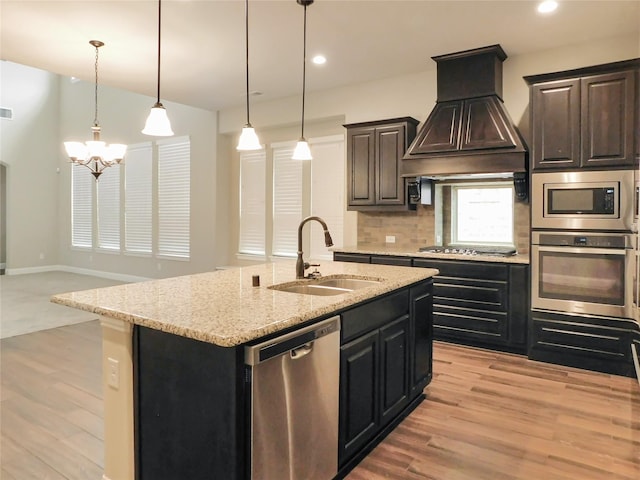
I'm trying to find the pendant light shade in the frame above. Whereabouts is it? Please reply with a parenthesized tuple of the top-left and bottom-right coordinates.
(142, 102, 173, 136)
(292, 139, 312, 160)
(143, 0, 174, 136)
(237, 0, 262, 151)
(293, 0, 314, 160)
(64, 40, 127, 180)
(238, 125, 261, 150)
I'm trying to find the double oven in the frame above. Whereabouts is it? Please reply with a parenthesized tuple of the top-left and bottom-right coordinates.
(531, 170, 637, 320)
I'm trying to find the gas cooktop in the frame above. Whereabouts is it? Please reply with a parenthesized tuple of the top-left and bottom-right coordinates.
(418, 245, 517, 257)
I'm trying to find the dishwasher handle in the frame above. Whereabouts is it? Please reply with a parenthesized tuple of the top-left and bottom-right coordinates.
(245, 316, 340, 366)
(291, 343, 313, 359)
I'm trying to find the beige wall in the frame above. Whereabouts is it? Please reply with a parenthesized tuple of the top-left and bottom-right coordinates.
(0, 62, 61, 271)
(3, 33, 638, 275)
(217, 33, 638, 263)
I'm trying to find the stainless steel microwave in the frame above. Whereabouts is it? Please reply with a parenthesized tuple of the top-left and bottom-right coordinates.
(532, 170, 636, 231)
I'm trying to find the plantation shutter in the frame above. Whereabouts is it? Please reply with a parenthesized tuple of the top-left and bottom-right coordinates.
(238, 150, 266, 255)
(125, 142, 153, 254)
(157, 137, 190, 258)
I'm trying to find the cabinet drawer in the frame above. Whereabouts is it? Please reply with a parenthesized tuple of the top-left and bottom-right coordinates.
(341, 290, 409, 343)
(333, 252, 371, 264)
(531, 318, 628, 362)
(371, 255, 412, 267)
(413, 259, 508, 281)
(434, 279, 507, 312)
(434, 306, 508, 340)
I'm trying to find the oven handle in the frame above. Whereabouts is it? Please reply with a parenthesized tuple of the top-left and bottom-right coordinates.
(533, 245, 629, 256)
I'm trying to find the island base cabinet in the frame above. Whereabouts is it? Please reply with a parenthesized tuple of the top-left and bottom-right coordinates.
(133, 326, 246, 480)
(338, 281, 433, 473)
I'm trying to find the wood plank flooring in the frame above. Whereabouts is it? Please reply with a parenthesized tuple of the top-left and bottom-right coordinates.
(2, 321, 639, 479)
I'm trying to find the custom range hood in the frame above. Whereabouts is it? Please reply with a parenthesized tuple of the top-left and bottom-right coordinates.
(402, 45, 528, 178)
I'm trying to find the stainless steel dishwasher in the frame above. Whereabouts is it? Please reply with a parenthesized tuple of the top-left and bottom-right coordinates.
(245, 315, 341, 480)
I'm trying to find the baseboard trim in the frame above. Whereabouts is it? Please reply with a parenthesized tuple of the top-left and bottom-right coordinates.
(5, 264, 150, 283)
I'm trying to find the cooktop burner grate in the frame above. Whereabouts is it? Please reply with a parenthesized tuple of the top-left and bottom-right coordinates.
(418, 245, 516, 256)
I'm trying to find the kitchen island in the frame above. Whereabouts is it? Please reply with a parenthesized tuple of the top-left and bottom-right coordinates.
(52, 260, 437, 480)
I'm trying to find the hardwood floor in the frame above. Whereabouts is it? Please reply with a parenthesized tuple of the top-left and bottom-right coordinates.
(1, 321, 639, 479)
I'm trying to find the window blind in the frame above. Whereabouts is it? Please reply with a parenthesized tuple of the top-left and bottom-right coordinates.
(125, 142, 153, 254)
(310, 137, 344, 260)
(71, 166, 93, 248)
(157, 137, 191, 258)
(239, 150, 266, 255)
(272, 145, 302, 257)
(97, 165, 121, 250)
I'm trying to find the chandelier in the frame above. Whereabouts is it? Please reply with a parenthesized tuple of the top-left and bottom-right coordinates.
(64, 40, 127, 180)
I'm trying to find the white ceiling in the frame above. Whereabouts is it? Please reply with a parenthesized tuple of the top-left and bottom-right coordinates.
(2, 1, 639, 111)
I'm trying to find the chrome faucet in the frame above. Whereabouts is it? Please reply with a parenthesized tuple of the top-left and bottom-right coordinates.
(296, 216, 334, 279)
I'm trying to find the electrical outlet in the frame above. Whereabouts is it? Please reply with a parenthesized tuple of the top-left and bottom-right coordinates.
(385, 235, 396, 244)
(107, 357, 120, 389)
(39, 253, 45, 260)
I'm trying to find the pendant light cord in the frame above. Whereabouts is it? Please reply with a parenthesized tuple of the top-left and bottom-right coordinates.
(301, 3, 307, 139)
(245, 0, 251, 125)
(93, 43, 100, 127)
(156, 0, 162, 104)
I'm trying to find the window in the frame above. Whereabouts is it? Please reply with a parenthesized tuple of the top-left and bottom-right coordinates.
(124, 143, 153, 254)
(158, 138, 191, 258)
(97, 165, 120, 251)
(450, 182, 514, 246)
(239, 149, 266, 256)
(71, 165, 93, 248)
(70, 137, 191, 260)
(272, 144, 302, 257)
(238, 135, 344, 260)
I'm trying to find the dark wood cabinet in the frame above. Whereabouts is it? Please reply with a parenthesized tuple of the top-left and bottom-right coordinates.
(409, 282, 433, 399)
(339, 330, 380, 463)
(346, 117, 418, 210)
(527, 60, 639, 170)
(412, 258, 528, 354)
(338, 281, 433, 468)
(530, 78, 581, 169)
(529, 310, 635, 377)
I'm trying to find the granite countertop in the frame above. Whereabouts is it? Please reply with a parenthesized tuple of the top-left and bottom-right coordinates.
(334, 244, 530, 265)
(51, 261, 437, 347)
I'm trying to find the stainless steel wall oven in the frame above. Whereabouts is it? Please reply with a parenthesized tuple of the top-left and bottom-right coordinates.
(531, 231, 636, 319)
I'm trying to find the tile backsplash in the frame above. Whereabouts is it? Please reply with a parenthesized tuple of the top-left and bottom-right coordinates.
(357, 201, 530, 254)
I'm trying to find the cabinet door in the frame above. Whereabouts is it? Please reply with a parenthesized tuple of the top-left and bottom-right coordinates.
(460, 96, 520, 151)
(347, 127, 375, 206)
(407, 101, 462, 154)
(531, 78, 581, 170)
(410, 282, 433, 399)
(339, 330, 379, 465)
(375, 125, 405, 206)
(581, 70, 636, 167)
(379, 315, 410, 426)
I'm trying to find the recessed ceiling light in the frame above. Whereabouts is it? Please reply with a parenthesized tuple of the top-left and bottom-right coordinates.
(537, 1, 558, 14)
(312, 55, 327, 65)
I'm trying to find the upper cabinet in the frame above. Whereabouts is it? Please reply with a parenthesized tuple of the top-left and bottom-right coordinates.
(345, 117, 418, 211)
(526, 60, 640, 171)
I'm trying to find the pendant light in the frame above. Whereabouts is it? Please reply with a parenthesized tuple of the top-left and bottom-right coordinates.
(142, 0, 174, 136)
(64, 40, 127, 180)
(292, 0, 313, 160)
(237, 0, 262, 151)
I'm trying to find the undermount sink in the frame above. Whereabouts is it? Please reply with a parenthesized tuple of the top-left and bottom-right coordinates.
(269, 276, 382, 296)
